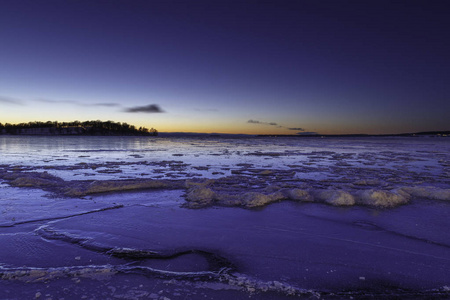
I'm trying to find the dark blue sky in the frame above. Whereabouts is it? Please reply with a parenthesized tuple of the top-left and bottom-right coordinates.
(1, 0, 449, 134)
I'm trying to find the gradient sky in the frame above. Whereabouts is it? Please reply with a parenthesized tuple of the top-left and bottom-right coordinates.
(1, 0, 449, 135)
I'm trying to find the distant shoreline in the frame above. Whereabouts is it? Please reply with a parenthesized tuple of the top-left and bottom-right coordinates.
(1, 131, 448, 138)
(0, 122, 448, 138)
(157, 131, 450, 138)
(0, 121, 158, 136)
(256, 131, 450, 138)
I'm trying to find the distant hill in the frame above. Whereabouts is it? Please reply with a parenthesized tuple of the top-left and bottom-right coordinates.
(0, 121, 158, 136)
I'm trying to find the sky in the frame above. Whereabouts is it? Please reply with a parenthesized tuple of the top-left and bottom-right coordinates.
(1, 0, 449, 135)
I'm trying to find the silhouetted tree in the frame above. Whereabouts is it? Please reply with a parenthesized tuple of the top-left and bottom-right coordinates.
(0, 120, 158, 136)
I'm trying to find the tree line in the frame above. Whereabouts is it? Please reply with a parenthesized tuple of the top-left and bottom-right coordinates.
(0, 120, 158, 136)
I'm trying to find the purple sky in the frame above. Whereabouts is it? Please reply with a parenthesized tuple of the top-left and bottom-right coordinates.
(1, 0, 449, 134)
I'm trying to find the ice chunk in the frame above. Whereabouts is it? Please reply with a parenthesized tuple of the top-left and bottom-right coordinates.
(85, 180, 170, 194)
(315, 190, 355, 206)
(185, 179, 215, 188)
(356, 189, 410, 207)
(185, 186, 216, 208)
(401, 186, 450, 201)
(6, 171, 62, 188)
(65, 179, 177, 197)
(185, 189, 286, 209)
(240, 192, 284, 208)
(284, 189, 314, 202)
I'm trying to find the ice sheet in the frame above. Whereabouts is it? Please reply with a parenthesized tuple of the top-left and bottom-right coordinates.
(0, 136, 449, 299)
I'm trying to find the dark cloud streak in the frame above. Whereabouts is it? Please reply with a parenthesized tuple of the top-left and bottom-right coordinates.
(92, 103, 121, 107)
(288, 127, 305, 131)
(248, 120, 307, 131)
(34, 98, 165, 113)
(125, 104, 165, 113)
(247, 120, 278, 126)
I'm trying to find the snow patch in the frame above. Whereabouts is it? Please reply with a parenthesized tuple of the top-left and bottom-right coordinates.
(219, 272, 319, 297)
(6, 171, 62, 188)
(239, 192, 284, 208)
(65, 179, 181, 197)
(185, 188, 285, 208)
(401, 186, 450, 201)
(283, 189, 313, 202)
(356, 189, 410, 207)
(315, 190, 355, 206)
(185, 186, 216, 208)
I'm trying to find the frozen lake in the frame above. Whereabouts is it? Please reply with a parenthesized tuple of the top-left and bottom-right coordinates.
(0, 135, 449, 299)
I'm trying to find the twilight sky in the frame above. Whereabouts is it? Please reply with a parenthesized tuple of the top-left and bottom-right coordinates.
(1, 0, 449, 135)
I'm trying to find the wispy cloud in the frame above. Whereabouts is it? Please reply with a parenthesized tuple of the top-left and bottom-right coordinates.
(125, 104, 165, 113)
(194, 108, 219, 112)
(36, 98, 120, 107)
(0, 96, 25, 105)
(248, 120, 306, 131)
(247, 119, 279, 126)
(296, 131, 319, 135)
(92, 103, 121, 107)
(35, 98, 165, 114)
(3, 96, 163, 115)
(36, 98, 76, 105)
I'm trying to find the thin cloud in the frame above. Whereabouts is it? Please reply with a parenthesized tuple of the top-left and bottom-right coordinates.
(36, 98, 120, 107)
(247, 119, 278, 126)
(125, 104, 165, 113)
(0, 96, 24, 105)
(34, 98, 164, 113)
(92, 103, 121, 107)
(248, 119, 309, 132)
(288, 127, 305, 131)
(36, 98, 77, 105)
(297, 131, 319, 135)
(194, 108, 219, 112)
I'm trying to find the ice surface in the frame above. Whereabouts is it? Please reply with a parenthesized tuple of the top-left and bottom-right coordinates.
(7, 202, 448, 296)
(0, 136, 449, 299)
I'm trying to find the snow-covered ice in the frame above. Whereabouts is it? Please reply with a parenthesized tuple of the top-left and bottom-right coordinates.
(0, 135, 449, 299)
